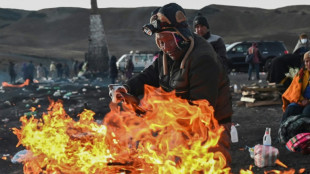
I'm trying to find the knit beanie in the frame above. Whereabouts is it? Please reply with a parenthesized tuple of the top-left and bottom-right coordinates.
(143, 3, 192, 41)
(156, 3, 192, 40)
(193, 13, 209, 29)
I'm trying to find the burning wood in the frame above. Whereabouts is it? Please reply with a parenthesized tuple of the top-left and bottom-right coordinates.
(12, 85, 231, 173)
(10, 85, 302, 173)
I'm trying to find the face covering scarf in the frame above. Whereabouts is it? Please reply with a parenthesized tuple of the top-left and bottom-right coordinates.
(301, 38, 308, 44)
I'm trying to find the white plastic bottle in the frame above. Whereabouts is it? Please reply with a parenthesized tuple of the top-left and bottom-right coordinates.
(231, 124, 238, 143)
(233, 84, 238, 93)
(263, 128, 271, 146)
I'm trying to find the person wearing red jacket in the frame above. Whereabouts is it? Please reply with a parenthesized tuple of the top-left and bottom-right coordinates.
(247, 42, 262, 81)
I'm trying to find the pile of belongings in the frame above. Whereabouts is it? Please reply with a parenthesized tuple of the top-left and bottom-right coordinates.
(278, 114, 310, 154)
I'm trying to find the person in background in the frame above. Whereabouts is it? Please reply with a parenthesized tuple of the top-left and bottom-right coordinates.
(247, 42, 262, 81)
(293, 33, 310, 55)
(26, 61, 35, 83)
(109, 55, 118, 84)
(281, 51, 310, 122)
(43, 65, 49, 79)
(72, 60, 79, 77)
(63, 63, 70, 79)
(125, 56, 134, 80)
(266, 33, 308, 86)
(193, 13, 229, 72)
(22, 63, 27, 81)
(109, 3, 232, 165)
(36, 63, 45, 81)
(49, 61, 57, 79)
(8, 61, 17, 84)
(56, 62, 63, 79)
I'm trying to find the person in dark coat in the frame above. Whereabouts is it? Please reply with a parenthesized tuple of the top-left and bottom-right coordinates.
(8, 61, 17, 84)
(125, 56, 134, 79)
(193, 13, 229, 72)
(267, 33, 310, 87)
(22, 63, 27, 81)
(26, 61, 35, 83)
(109, 55, 118, 84)
(63, 63, 70, 78)
(72, 60, 79, 76)
(293, 33, 310, 55)
(109, 3, 232, 165)
(56, 63, 63, 79)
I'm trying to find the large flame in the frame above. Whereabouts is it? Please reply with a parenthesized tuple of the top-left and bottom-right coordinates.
(13, 100, 115, 173)
(12, 85, 301, 173)
(104, 85, 228, 173)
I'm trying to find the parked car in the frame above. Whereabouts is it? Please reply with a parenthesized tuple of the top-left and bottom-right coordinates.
(116, 52, 154, 73)
(226, 41, 289, 72)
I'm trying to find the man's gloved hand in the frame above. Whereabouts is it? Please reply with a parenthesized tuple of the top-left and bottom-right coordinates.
(108, 84, 128, 103)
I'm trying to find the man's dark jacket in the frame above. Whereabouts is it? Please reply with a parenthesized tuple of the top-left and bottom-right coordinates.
(203, 33, 228, 70)
(125, 34, 232, 124)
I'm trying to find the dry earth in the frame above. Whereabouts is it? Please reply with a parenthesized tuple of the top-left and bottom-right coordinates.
(0, 73, 309, 174)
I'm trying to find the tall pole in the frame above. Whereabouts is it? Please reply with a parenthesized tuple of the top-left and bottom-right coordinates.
(91, 0, 98, 14)
(86, 0, 110, 75)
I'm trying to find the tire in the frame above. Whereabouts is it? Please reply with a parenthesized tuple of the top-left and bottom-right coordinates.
(263, 59, 273, 72)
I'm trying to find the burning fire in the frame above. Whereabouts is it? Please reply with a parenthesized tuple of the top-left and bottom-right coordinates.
(2, 79, 30, 88)
(13, 85, 230, 173)
(12, 85, 302, 173)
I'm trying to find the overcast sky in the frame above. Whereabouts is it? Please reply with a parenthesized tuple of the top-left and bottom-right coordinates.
(1, 0, 310, 10)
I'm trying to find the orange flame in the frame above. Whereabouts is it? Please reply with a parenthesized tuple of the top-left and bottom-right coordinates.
(12, 85, 234, 173)
(275, 159, 288, 168)
(13, 101, 115, 173)
(104, 85, 229, 173)
(2, 79, 30, 88)
(12, 85, 304, 173)
(240, 165, 254, 174)
(264, 169, 296, 174)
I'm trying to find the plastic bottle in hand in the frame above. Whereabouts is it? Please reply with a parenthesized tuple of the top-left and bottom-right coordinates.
(231, 124, 238, 143)
(263, 127, 271, 146)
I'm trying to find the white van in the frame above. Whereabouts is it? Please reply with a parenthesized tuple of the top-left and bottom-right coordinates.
(116, 53, 154, 73)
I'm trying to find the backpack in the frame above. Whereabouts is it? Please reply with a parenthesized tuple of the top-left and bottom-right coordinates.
(278, 114, 310, 144)
(286, 133, 310, 154)
(245, 53, 254, 63)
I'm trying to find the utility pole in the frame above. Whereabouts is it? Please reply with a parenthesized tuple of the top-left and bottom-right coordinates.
(85, 0, 110, 75)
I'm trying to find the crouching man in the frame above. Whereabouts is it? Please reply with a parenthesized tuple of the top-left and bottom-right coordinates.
(109, 3, 233, 165)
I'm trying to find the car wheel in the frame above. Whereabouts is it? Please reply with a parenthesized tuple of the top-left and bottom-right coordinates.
(263, 59, 273, 72)
(225, 62, 233, 74)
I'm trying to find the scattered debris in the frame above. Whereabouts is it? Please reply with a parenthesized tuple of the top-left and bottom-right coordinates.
(53, 90, 61, 97)
(1, 118, 9, 123)
(4, 101, 11, 106)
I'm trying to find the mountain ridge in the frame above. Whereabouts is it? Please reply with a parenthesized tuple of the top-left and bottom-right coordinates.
(0, 5, 310, 60)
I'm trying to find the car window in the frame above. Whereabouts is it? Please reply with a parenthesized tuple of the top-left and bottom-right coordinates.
(258, 42, 285, 52)
(233, 43, 251, 53)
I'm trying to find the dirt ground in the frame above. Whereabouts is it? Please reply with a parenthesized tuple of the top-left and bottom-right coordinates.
(0, 73, 309, 174)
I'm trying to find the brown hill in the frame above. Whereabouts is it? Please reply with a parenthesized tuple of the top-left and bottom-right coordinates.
(0, 5, 310, 60)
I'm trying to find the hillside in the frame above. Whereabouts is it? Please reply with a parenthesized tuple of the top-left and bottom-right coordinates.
(0, 5, 310, 60)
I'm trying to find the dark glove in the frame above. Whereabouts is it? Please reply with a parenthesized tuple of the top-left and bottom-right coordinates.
(120, 92, 146, 116)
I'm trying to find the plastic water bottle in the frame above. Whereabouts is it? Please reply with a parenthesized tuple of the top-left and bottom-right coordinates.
(263, 128, 271, 146)
(231, 124, 238, 143)
(233, 84, 238, 93)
